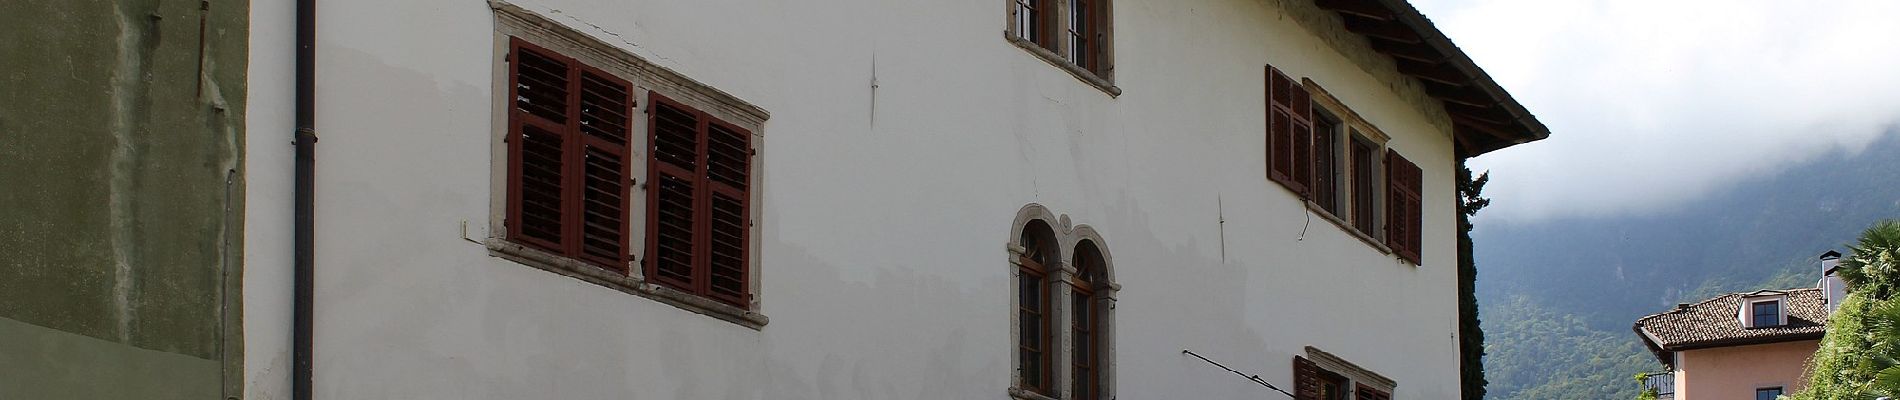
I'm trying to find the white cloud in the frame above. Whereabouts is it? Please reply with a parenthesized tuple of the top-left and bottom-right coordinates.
(1412, 0, 1900, 222)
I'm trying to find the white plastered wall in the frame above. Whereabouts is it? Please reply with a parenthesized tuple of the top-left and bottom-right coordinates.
(242, 0, 1467, 398)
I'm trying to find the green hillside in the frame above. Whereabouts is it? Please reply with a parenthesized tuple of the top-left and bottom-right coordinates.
(1475, 131, 1900, 399)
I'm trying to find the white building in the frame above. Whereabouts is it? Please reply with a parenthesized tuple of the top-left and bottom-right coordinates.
(241, 0, 1547, 399)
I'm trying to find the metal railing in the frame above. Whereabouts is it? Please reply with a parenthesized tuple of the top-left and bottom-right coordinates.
(1643, 372, 1675, 399)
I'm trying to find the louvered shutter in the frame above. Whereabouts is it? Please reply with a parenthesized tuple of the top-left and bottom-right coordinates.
(1267, 66, 1313, 196)
(507, 40, 575, 255)
(1294, 356, 1322, 400)
(574, 68, 633, 270)
(704, 122, 752, 304)
(1386, 150, 1423, 265)
(1356, 385, 1391, 400)
(647, 98, 700, 290)
(647, 93, 753, 306)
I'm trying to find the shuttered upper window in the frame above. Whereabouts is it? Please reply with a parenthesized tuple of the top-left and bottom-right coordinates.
(1295, 353, 1396, 400)
(506, 38, 634, 272)
(647, 93, 754, 307)
(1009, 0, 1117, 94)
(1385, 151, 1423, 265)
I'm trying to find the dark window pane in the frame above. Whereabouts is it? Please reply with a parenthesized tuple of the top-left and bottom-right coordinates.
(1753, 301, 1780, 326)
(1021, 274, 1041, 309)
(1020, 311, 1039, 349)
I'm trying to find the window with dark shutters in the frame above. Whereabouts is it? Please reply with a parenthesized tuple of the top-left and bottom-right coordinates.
(1355, 384, 1391, 400)
(646, 93, 754, 306)
(1349, 136, 1379, 236)
(1313, 112, 1340, 213)
(506, 38, 634, 272)
(1385, 151, 1423, 265)
(1267, 66, 1314, 197)
(1295, 356, 1322, 400)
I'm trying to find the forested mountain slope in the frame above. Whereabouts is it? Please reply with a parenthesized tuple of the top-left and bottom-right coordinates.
(1476, 130, 1900, 399)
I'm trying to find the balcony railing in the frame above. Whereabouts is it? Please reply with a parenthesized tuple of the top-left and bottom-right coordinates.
(1643, 371, 1675, 399)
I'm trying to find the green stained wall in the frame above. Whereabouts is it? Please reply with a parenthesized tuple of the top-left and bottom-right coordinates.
(0, 0, 247, 398)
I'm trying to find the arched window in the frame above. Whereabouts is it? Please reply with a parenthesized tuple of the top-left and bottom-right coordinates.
(1017, 220, 1058, 395)
(1070, 239, 1106, 400)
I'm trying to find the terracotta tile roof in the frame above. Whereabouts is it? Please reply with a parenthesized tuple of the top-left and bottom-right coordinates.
(1634, 288, 1827, 361)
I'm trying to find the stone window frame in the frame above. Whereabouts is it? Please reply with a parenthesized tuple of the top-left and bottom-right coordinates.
(1304, 79, 1395, 256)
(1008, 204, 1120, 400)
(1004, 0, 1121, 96)
(1305, 346, 1397, 398)
(484, 1, 771, 329)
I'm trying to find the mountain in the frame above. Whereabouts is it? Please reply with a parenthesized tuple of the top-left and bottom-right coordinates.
(1475, 130, 1900, 399)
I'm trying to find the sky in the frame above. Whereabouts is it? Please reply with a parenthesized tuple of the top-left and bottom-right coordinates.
(1409, 0, 1900, 223)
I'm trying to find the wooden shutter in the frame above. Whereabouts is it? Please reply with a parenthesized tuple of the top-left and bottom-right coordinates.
(573, 68, 633, 270)
(1267, 66, 1313, 196)
(1386, 150, 1423, 264)
(506, 38, 633, 272)
(646, 93, 753, 306)
(507, 41, 574, 254)
(1294, 356, 1322, 400)
(647, 97, 701, 290)
(1355, 384, 1391, 400)
(704, 121, 752, 304)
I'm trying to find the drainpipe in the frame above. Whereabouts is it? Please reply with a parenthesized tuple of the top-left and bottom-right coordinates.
(293, 0, 316, 398)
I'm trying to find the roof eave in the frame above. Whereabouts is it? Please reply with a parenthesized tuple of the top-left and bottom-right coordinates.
(1315, 0, 1550, 157)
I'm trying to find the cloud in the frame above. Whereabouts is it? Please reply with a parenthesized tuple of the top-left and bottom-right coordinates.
(1412, 0, 1900, 222)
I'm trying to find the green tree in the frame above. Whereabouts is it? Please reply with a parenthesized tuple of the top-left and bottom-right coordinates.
(1792, 220, 1900, 400)
(1458, 162, 1490, 400)
(1633, 372, 1659, 400)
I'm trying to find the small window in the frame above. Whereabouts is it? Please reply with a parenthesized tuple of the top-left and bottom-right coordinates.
(1355, 384, 1392, 400)
(1752, 301, 1781, 328)
(1008, 0, 1116, 90)
(1756, 387, 1783, 400)
(1317, 370, 1350, 400)
(1071, 240, 1107, 400)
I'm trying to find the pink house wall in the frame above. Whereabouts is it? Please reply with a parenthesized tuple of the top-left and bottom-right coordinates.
(1675, 340, 1820, 399)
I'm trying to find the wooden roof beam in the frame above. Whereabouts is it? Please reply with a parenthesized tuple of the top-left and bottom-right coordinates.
(1443, 102, 1515, 124)
(1368, 39, 1444, 63)
(1395, 59, 1469, 85)
(1423, 81, 1492, 107)
(1343, 17, 1421, 43)
(1315, 0, 1396, 20)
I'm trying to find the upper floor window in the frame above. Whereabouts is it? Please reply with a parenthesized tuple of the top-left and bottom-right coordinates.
(1008, 0, 1117, 94)
(490, 4, 770, 328)
(1756, 387, 1783, 400)
(1273, 70, 1423, 265)
(1751, 300, 1782, 328)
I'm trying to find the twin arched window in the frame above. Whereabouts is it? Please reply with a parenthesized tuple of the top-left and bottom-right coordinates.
(1012, 206, 1114, 400)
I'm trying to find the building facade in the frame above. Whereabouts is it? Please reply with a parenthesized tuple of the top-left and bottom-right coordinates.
(4, 0, 1547, 399)
(1636, 288, 1831, 400)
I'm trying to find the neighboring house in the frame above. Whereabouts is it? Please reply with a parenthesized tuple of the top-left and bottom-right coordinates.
(3, 0, 1548, 399)
(1634, 253, 1847, 400)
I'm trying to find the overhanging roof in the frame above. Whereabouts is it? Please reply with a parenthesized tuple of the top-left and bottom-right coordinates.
(1311, 0, 1551, 156)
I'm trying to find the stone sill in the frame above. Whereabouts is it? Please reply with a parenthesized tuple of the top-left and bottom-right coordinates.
(486, 238, 769, 330)
(1006, 34, 1121, 97)
(1008, 386, 1058, 400)
(1305, 200, 1394, 256)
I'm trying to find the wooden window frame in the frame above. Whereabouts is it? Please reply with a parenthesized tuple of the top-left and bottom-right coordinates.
(1354, 384, 1391, 400)
(1069, 241, 1105, 400)
(1016, 231, 1055, 396)
(645, 92, 754, 307)
(1298, 348, 1398, 400)
(1311, 110, 1343, 215)
(504, 38, 635, 273)
(1751, 300, 1781, 328)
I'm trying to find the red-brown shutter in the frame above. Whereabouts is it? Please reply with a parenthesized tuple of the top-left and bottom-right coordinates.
(507, 40, 574, 255)
(1386, 150, 1423, 265)
(646, 93, 752, 306)
(574, 68, 633, 270)
(703, 121, 751, 304)
(647, 97, 700, 290)
(506, 38, 634, 272)
(1356, 384, 1391, 400)
(1294, 356, 1322, 400)
(1267, 66, 1313, 197)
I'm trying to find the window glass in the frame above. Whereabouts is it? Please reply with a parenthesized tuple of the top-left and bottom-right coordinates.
(1752, 301, 1780, 327)
(1756, 387, 1783, 400)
